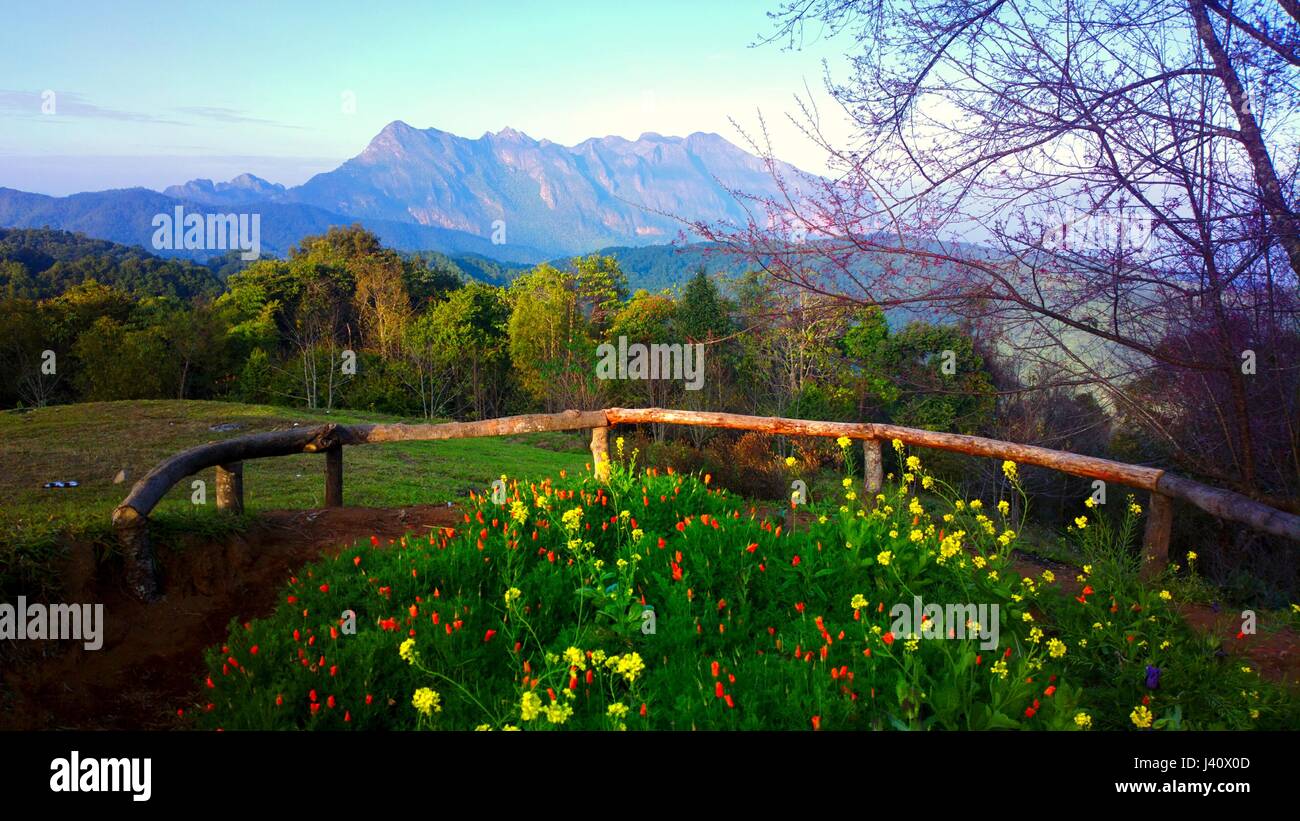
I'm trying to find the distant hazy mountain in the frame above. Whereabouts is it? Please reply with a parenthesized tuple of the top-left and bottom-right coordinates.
(0, 186, 548, 263)
(0, 121, 814, 263)
(284, 122, 811, 255)
(162, 173, 286, 205)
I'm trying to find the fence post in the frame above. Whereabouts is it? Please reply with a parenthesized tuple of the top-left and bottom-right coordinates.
(864, 438, 883, 495)
(215, 462, 244, 514)
(1140, 492, 1174, 579)
(591, 426, 611, 482)
(325, 445, 343, 507)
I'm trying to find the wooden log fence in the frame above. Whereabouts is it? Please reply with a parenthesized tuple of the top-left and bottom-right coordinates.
(113, 407, 1300, 600)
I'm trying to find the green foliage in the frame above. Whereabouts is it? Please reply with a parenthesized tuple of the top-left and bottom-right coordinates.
(195, 456, 1295, 730)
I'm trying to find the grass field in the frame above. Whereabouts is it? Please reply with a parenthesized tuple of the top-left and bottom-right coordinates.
(0, 400, 591, 596)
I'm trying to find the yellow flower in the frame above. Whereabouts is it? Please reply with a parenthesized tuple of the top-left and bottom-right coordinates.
(1159, 590, 1172, 601)
(877, 550, 893, 566)
(475, 723, 493, 731)
(412, 687, 441, 716)
(972, 555, 987, 569)
(504, 587, 522, 605)
(1047, 638, 1067, 658)
(997, 500, 1010, 517)
(1074, 712, 1092, 729)
(785, 456, 797, 467)
(563, 646, 587, 670)
(1082, 564, 1092, 575)
(615, 436, 625, 457)
(888, 529, 898, 539)
(631, 528, 644, 542)
(1129, 705, 1154, 729)
(1186, 551, 1198, 562)
(509, 499, 528, 523)
(1041, 570, 1054, 584)
(1129, 501, 1143, 515)
(1074, 515, 1088, 529)
(891, 438, 903, 452)
(1241, 665, 1252, 674)
(520, 690, 543, 722)
(851, 593, 868, 610)
(607, 702, 630, 719)
(909, 529, 924, 543)
(561, 507, 584, 533)
(544, 702, 574, 724)
(1021, 612, 1034, 622)
(906, 455, 921, 470)
(969, 499, 982, 510)
(841, 477, 853, 489)
(399, 637, 418, 665)
(1084, 496, 1096, 509)
(845, 491, 857, 501)
(1001, 460, 1018, 480)
(615, 652, 645, 683)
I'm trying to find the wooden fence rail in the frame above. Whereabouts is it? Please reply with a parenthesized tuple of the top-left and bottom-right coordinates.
(112, 407, 1300, 600)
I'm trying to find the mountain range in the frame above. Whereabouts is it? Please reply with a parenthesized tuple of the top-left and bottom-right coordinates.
(0, 122, 812, 263)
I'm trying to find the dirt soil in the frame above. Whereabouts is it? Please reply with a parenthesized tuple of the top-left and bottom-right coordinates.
(0, 505, 462, 730)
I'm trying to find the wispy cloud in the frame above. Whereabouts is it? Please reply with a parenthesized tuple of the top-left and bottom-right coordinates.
(175, 106, 304, 130)
(0, 90, 187, 124)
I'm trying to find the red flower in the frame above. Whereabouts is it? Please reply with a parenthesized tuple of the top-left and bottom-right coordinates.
(309, 689, 318, 702)
(792, 555, 801, 567)
(711, 661, 720, 679)
(249, 645, 259, 655)
(657, 537, 666, 549)
(795, 602, 806, 613)
(746, 543, 758, 553)
(365, 694, 374, 705)
(811, 715, 821, 731)
(1044, 685, 1056, 697)
(882, 631, 895, 646)
(640, 703, 647, 717)
(715, 681, 725, 699)
(725, 694, 735, 709)
(275, 694, 282, 707)
(675, 521, 686, 532)
(344, 711, 351, 723)
(353, 555, 362, 566)
(1024, 706, 1036, 718)
(484, 629, 497, 643)
(370, 535, 380, 547)
(327, 695, 336, 709)
(310, 703, 320, 715)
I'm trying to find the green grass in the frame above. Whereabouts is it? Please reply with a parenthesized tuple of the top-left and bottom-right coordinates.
(0, 400, 591, 597)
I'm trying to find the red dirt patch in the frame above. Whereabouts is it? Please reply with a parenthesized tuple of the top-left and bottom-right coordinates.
(0, 505, 462, 730)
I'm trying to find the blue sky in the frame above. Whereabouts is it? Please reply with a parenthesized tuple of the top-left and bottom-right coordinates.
(0, 0, 850, 194)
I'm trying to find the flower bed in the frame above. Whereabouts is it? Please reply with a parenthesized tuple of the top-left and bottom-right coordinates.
(195, 440, 1295, 730)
